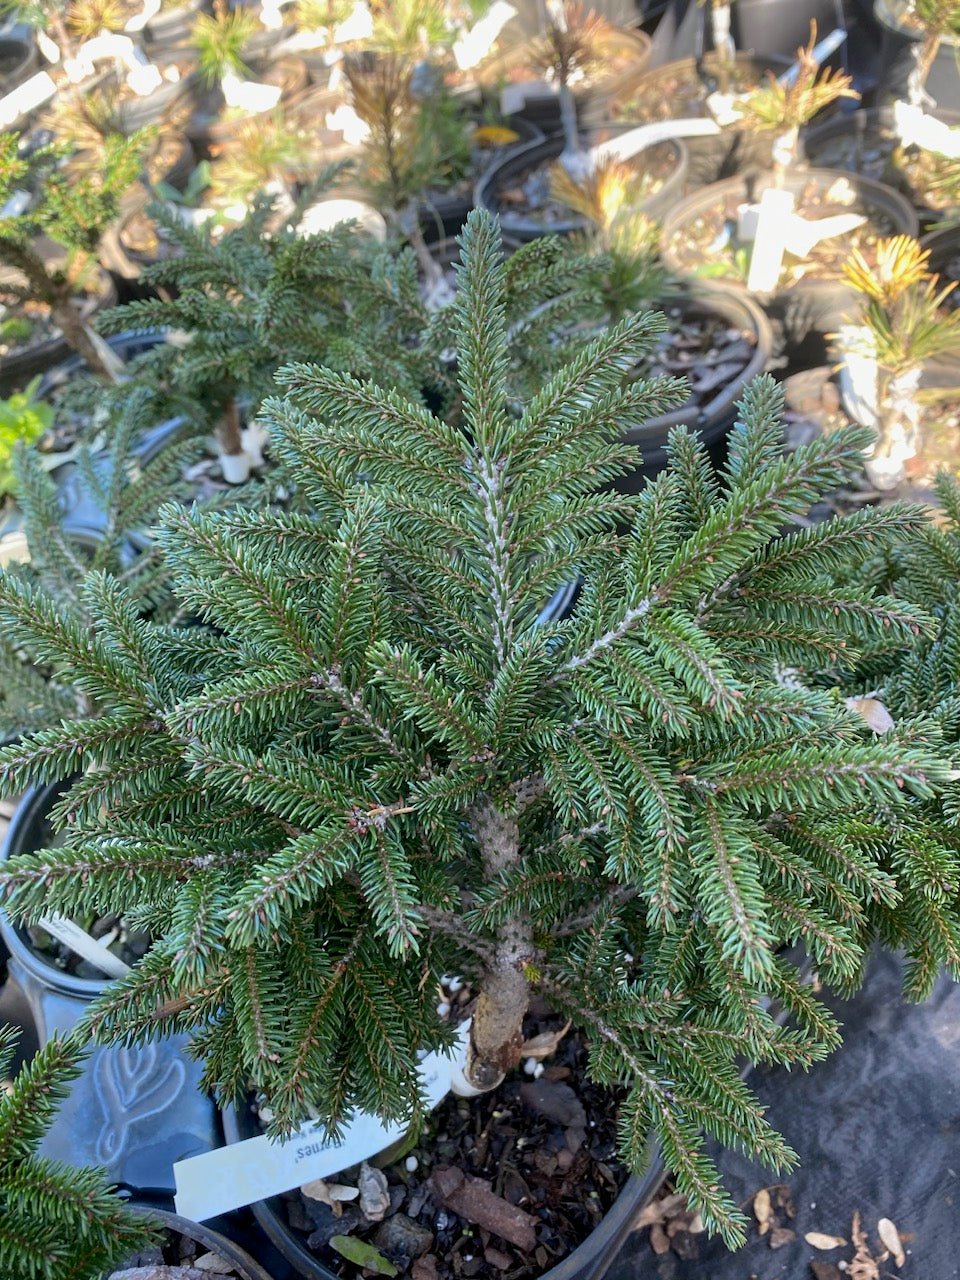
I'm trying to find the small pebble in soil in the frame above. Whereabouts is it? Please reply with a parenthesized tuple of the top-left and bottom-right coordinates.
(405, 1156, 419, 1172)
(437, 1001, 451, 1017)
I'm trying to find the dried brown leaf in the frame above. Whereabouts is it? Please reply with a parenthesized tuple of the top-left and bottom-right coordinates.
(650, 1223, 671, 1255)
(845, 696, 895, 734)
(754, 1188, 773, 1235)
(770, 1226, 797, 1249)
(520, 1020, 572, 1061)
(877, 1218, 905, 1268)
(804, 1232, 848, 1250)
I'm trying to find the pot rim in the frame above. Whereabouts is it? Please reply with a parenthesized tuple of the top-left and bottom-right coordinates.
(127, 1205, 278, 1280)
(659, 166, 920, 295)
(221, 1101, 665, 1280)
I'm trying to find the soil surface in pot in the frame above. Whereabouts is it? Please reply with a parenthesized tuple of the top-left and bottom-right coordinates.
(610, 54, 771, 125)
(18, 806, 150, 977)
(805, 117, 960, 219)
(259, 1009, 629, 1280)
(113, 1222, 253, 1278)
(663, 175, 902, 288)
(495, 141, 679, 228)
(639, 308, 758, 415)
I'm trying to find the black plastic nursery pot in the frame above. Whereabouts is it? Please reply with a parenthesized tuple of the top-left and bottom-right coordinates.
(144, 0, 210, 50)
(731, 0, 849, 63)
(659, 167, 919, 342)
(613, 285, 773, 489)
(0, 779, 222, 1196)
(222, 1103, 666, 1280)
(603, 52, 793, 186)
(920, 220, 960, 389)
(803, 104, 960, 226)
(475, 130, 688, 242)
(874, 0, 960, 109)
(0, 31, 38, 94)
(128, 1207, 277, 1280)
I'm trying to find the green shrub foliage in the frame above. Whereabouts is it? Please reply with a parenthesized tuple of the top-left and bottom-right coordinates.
(0, 1029, 156, 1280)
(0, 213, 956, 1243)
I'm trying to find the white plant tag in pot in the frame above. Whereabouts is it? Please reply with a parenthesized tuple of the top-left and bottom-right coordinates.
(746, 187, 794, 292)
(0, 71, 56, 126)
(38, 914, 133, 979)
(589, 117, 719, 167)
(221, 70, 282, 113)
(893, 99, 960, 157)
(453, 0, 516, 70)
(124, 0, 161, 32)
(174, 1023, 475, 1221)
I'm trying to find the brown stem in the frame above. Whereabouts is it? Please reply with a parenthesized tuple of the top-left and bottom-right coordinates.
(406, 214, 444, 291)
(918, 33, 941, 94)
(466, 799, 535, 1089)
(216, 397, 244, 457)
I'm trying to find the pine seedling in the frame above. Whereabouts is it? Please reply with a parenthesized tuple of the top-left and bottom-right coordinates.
(905, 0, 960, 104)
(0, 1028, 158, 1280)
(697, 0, 737, 91)
(526, 2, 613, 169)
(0, 131, 147, 382)
(369, 0, 454, 56)
(842, 234, 960, 485)
(192, 6, 259, 87)
(738, 23, 859, 179)
(294, 0, 353, 42)
(0, 211, 954, 1247)
(344, 51, 471, 300)
(206, 109, 321, 215)
(550, 155, 669, 320)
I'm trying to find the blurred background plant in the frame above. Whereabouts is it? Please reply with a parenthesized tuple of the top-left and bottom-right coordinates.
(0, 378, 52, 497)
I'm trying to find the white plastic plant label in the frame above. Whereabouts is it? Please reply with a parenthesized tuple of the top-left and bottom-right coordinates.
(893, 100, 960, 158)
(746, 187, 795, 292)
(173, 1025, 474, 1221)
(453, 0, 516, 70)
(124, 0, 161, 32)
(221, 70, 282, 113)
(0, 72, 56, 127)
(589, 118, 720, 167)
(65, 33, 136, 81)
(36, 30, 61, 63)
(499, 80, 551, 116)
(39, 914, 132, 979)
(297, 199, 386, 240)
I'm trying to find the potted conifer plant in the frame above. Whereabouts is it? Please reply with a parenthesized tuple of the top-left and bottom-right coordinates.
(837, 233, 960, 488)
(876, 0, 960, 110)
(0, 212, 956, 1280)
(0, 130, 148, 389)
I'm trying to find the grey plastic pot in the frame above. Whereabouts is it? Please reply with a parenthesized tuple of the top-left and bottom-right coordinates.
(732, 0, 848, 63)
(126, 1207, 277, 1280)
(476, 129, 688, 242)
(0, 780, 221, 1196)
(144, 0, 209, 49)
(0, 32, 38, 93)
(659, 167, 919, 340)
(875, 0, 960, 110)
(222, 1101, 665, 1280)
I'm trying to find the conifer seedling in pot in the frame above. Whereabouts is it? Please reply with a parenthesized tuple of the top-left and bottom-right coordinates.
(0, 212, 958, 1271)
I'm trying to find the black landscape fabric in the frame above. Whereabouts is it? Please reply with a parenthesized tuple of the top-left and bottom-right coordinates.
(610, 948, 960, 1280)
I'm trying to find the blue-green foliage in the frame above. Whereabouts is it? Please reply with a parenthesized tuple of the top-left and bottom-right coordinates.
(0, 212, 955, 1245)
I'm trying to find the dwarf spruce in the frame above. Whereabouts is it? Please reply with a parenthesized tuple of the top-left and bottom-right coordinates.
(0, 212, 955, 1243)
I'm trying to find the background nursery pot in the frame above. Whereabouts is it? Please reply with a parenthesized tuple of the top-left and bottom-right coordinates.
(0, 779, 222, 1196)
(613, 285, 773, 487)
(602, 52, 793, 184)
(803, 105, 960, 225)
(920, 220, 960, 388)
(477, 27, 652, 135)
(875, 0, 960, 109)
(476, 131, 688, 241)
(126, 1207, 277, 1280)
(659, 167, 919, 343)
(222, 1103, 666, 1280)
